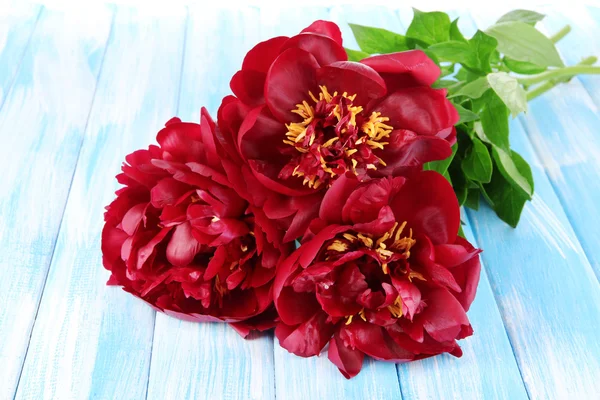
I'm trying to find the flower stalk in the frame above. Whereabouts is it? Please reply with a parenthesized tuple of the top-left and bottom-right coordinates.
(525, 56, 599, 100)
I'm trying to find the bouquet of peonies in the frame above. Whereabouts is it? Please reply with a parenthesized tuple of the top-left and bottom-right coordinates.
(102, 10, 598, 378)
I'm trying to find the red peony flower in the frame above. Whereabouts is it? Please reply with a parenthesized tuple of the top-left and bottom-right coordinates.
(273, 170, 481, 378)
(101, 110, 290, 335)
(218, 20, 458, 242)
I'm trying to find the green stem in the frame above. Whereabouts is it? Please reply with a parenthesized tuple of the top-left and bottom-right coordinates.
(526, 81, 555, 100)
(518, 64, 600, 85)
(525, 56, 599, 100)
(550, 25, 571, 43)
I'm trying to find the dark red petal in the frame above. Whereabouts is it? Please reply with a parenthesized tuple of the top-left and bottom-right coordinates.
(372, 87, 459, 136)
(390, 279, 421, 320)
(319, 172, 361, 224)
(216, 96, 247, 163)
(166, 222, 201, 267)
(150, 178, 190, 208)
(343, 319, 415, 361)
(435, 237, 481, 268)
(101, 226, 128, 267)
(351, 205, 396, 237)
(316, 61, 386, 106)
(301, 20, 343, 46)
(248, 159, 315, 197)
(282, 194, 322, 243)
(205, 245, 227, 280)
(121, 203, 147, 236)
(299, 224, 350, 268)
(390, 170, 460, 245)
(361, 50, 440, 91)
(230, 70, 267, 108)
(265, 48, 319, 122)
(282, 33, 347, 67)
(316, 263, 368, 317)
(238, 105, 286, 160)
(416, 288, 472, 342)
(156, 120, 204, 162)
(199, 107, 221, 171)
(242, 36, 289, 72)
(376, 130, 452, 174)
(274, 251, 322, 326)
(342, 177, 403, 225)
(328, 329, 364, 379)
(275, 312, 335, 357)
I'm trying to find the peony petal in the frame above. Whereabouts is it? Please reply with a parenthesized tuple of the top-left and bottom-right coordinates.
(281, 33, 347, 66)
(316, 61, 386, 106)
(156, 120, 204, 162)
(360, 50, 440, 91)
(242, 36, 289, 72)
(328, 329, 364, 379)
(343, 319, 415, 362)
(166, 222, 201, 267)
(372, 87, 459, 136)
(301, 20, 343, 46)
(376, 130, 453, 174)
(238, 105, 287, 161)
(230, 70, 267, 107)
(275, 311, 335, 357)
(342, 177, 403, 225)
(352, 205, 396, 237)
(265, 48, 320, 122)
(390, 170, 460, 245)
(121, 203, 147, 236)
(298, 224, 350, 268)
(316, 263, 368, 317)
(319, 172, 361, 224)
(416, 288, 472, 343)
(101, 225, 128, 266)
(151, 178, 191, 208)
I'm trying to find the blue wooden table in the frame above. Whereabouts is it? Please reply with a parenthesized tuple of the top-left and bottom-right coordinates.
(1, 3, 599, 399)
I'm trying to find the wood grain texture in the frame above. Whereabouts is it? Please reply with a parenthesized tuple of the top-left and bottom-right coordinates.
(453, 11, 600, 399)
(528, 5, 600, 280)
(0, 3, 41, 107)
(14, 6, 186, 400)
(0, 6, 113, 398)
(146, 7, 276, 400)
(342, 6, 528, 399)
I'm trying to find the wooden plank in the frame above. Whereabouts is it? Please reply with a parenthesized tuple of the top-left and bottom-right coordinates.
(530, 5, 600, 279)
(340, 6, 528, 399)
(458, 10, 600, 399)
(145, 7, 276, 400)
(0, 6, 113, 398)
(0, 3, 41, 107)
(14, 6, 187, 399)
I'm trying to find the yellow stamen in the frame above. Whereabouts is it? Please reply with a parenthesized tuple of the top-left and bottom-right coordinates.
(357, 233, 373, 248)
(343, 233, 357, 242)
(359, 308, 366, 321)
(323, 137, 339, 147)
(345, 314, 354, 325)
(388, 297, 403, 318)
(327, 240, 348, 252)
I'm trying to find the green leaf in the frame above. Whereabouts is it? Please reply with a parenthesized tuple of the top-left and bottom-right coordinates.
(349, 23, 409, 54)
(487, 72, 528, 117)
(454, 103, 480, 123)
(478, 91, 510, 150)
(486, 21, 564, 67)
(345, 47, 370, 62)
(406, 8, 451, 45)
(429, 41, 477, 65)
(492, 147, 534, 198)
(462, 137, 493, 183)
(503, 57, 546, 74)
(433, 79, 459, 89)
(450, 18, 467, 42)
(458, 224, 466, 238)
(424, 144, 457, 175)
(449, 77, 490, 99)
(496, 9, 545, 25)
(484, 167, 529, 227)
(465, 189, 480, 210)
(468, 30, 498, 73)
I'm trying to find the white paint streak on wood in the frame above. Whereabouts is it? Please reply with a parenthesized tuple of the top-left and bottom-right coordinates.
(523, 195, 580, 259)
(0, 6, 112, 398)
(14, 6, 186, 400)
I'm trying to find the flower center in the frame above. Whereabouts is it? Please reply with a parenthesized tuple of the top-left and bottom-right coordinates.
(279, 85, 393, 189)
(324, 221, 424, 323)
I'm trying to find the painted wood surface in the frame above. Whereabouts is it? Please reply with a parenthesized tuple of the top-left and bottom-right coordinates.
(0, 4, 599, 400)
(14, 7, 186, 400)
(0, 5, 113, 398)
